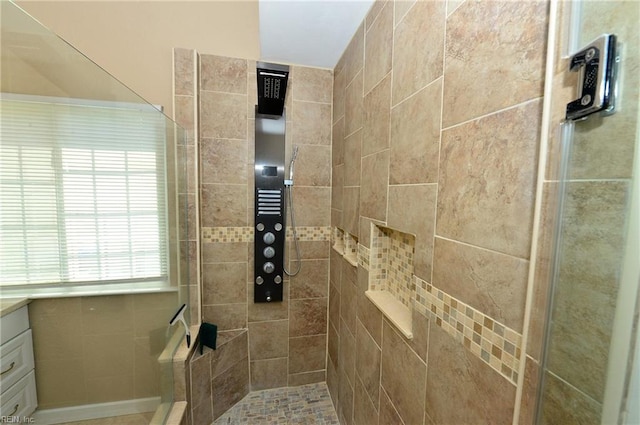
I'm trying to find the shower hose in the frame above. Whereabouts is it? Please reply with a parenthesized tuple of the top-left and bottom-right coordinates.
(283, 184, 302, 276)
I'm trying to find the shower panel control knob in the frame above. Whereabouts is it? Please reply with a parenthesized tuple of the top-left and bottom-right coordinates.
(263, 262, 275, 274)
(263, 232, 275, 244)
(263, 247, 275, 259)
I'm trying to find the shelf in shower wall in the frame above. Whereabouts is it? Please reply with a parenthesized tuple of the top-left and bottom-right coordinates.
(365, 290, 413, 339)
(367, 224, 416, 339)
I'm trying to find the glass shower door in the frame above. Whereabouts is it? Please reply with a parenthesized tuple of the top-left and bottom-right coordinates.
(536, 1, 639, 424)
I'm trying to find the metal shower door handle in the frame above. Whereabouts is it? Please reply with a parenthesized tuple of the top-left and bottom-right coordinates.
(565, 34, 618, 121)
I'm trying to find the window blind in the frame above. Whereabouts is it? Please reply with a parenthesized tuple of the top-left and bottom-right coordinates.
(0, 96, 169, 287)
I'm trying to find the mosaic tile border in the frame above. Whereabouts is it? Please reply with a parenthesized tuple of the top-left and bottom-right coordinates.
(414, 276, 522, 384)
(201, 226, 331, 243)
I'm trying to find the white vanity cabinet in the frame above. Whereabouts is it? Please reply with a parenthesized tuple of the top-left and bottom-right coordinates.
(0, 303, 37, 418)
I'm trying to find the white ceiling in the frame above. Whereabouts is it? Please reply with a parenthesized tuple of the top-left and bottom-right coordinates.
(259, 0, 375, 69)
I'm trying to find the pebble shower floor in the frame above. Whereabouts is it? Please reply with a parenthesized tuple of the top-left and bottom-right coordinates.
(213, 382, 339, 424)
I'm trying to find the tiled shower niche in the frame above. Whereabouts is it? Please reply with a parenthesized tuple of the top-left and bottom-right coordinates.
(332, 227, 358, 267)
(366, 224, 415, 338)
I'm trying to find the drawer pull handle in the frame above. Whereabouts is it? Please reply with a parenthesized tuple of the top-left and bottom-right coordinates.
(9, 403, 19, 416)
(1, 361, 15, 375)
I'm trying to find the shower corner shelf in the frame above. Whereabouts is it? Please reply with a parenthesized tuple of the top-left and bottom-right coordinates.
(365, 290, 413, 339)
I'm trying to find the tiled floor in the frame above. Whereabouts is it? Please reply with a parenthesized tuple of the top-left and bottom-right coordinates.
(214, 382, 339, 425)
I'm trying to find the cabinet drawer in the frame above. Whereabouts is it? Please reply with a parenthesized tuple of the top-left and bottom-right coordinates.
(0, 306, 29, 345)
(0, 370, 37, 418)
(0, 330, 35, 394)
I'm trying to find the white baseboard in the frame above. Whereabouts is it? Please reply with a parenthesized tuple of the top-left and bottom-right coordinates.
(32, 397, 160, 424)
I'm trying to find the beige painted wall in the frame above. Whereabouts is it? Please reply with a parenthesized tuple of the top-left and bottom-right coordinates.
(17, 1, 260, 118)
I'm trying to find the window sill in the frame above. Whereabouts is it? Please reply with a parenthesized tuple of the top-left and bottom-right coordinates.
(0, 281, 177, 299)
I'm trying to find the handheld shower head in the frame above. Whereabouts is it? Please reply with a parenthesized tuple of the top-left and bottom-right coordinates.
(289, 145, 299, 181)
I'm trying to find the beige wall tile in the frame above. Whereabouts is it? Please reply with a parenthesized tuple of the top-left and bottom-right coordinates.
(366, 0, 387, 30)
(211, 331, 248, 378)
(292, 66, 333, 103)
(202, 263, 247, 305)
(293, 144, 331, 186)
(200, 91, 247, 139)
(392, 0, 445, 105)
(333, 69, 346, 123)
(332, 164, 344, 211)
(381, 320, 426, 425)
(339, 318, 356, 388)
(426, 323, 515, 424)
(355, 320, 381, 410)
(202, 303, 247, 331)
(540, 371, 601, 424)
(289, 334, 327, 374)
(360, 150, 389, 221)
(333, 118, 345, 165)
(329, 281, 341, 329)
(338, 366, 355, 425)
(200, 139, 248, 185)
(327, 356, 340, 408)
(248, 320, 289, 360)
(288, 370, 325, 387)
(344, 129, 362, 187)
(354, 376, 379, 425)
(443, 0, 547, 126)
(202, 242, 248, 264)
(289, 298, 328, 337)
(379, 386, 403, 425)
(519, 356, 540, 425)
(364, 1, 393, 94)
(248, 282, 289, 322)
(328, 317, 340, 369)
(292, 240, 330, 260)
(547, 181, 629, 402)
(211, 357, 249, 420)
(290, 259, 329, 299)
(174, 48, 194, 96)
(356, 269, 382, 347)
(340, 264, 358, 335)
(389, 79, 442, 185)
(436, 100, 542, 259)
(363, 74, 391, 157)
(527, 182, 558, 360)
(201, 184, 247, 227)
(387, 184, 437, 281)
(345, 71, 364, 136)
(394, 0, 417, 26)
(200, 55, 247, 94)
(250, 358, 287, 390)
(174, 95, 194, 132)
(291, 101, 332, 145)
(343, 187, 360, 237)
(291, 187, 330, 226)
(344, 23, 365, 86)
(432, 237, 528, 332)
